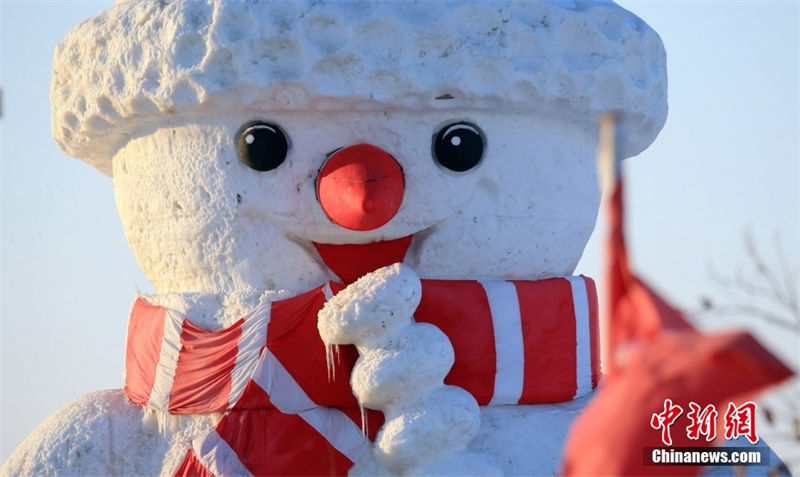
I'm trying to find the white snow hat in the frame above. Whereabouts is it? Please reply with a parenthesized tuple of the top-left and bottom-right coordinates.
(51, 0, 667, 175)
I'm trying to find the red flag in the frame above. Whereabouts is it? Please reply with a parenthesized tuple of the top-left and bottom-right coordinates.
(560, 115, 794, 476)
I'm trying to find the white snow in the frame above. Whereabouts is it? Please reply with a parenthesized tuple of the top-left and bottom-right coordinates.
(109, 112, 604, 296)
(3, 0, 671, 475)
(51, 0, 666, 175)
(319, 264, 501, 475)
(318, 264, 421, 349)
(0, 390, 220, 477)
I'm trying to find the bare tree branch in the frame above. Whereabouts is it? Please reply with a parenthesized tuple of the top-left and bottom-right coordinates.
(697, 230, 800, 473)
(700, 231, 800, 333)
(705, 304, 800, 333)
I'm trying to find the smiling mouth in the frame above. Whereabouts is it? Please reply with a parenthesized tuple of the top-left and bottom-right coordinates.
(312, 235, 413, 284)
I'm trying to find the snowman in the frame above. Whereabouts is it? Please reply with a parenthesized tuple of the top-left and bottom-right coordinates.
(2, 0, 666, 475)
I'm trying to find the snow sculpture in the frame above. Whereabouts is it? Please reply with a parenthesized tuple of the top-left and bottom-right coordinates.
(2, 1, 667, 475)
(318, 263, 501, 475)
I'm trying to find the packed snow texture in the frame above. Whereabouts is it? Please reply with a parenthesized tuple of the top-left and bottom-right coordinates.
(111, 112, 601, 296)
(0, 390, 220, 476)
(51, 0, 667, 174)
(319, 263, 501, 475)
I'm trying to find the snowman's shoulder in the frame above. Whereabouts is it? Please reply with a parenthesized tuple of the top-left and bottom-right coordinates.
(1, 389, 153, 476)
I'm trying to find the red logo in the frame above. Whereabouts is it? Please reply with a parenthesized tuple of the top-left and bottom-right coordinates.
(686, 402, 718, 441)
(650, 399, 684, 446)
(651, 399, 759, 446)
(724, 401, 758, 444)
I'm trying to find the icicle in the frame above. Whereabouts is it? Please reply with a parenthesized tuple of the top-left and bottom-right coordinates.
(325, 343, 344, 382)
(360, 402, 369, 437)
(157, 410, 171, 434)
(142, 408, 175, 435)
(141, 408, 158, 435)
(326, 344, 343, 382)
(326, 343, 334, 382)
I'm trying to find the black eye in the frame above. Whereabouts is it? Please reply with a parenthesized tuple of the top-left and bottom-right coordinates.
(237, 121, 289, 171)
(432, 122, 485, 172)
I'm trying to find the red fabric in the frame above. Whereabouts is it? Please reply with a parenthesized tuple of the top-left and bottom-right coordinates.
(603, 183, 691, 371)
(415, 280, 497, 404)
(219, 383, 353, 476)
(125, 275, 599, 476)
(562, 329, 794, 476)
(124, 298, 165, 406)
(170, 319, 242, 413)
(515, 279, 577, 403)
(173, 450, 215, 477)
(585, 278, 601, 388)
(127, 278, 599, 413)
(316, 144, 404, 231)
(267, 286, 384, 438)
(560, 178, 794, 477)
(268, 287, 361, 408)
(313, 235, 413, 284)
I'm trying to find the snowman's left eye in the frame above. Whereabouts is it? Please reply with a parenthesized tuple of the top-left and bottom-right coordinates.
(237, 121, 289, 172)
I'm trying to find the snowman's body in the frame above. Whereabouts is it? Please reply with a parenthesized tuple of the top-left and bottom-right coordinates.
(3, 1, 668, 475)
(2, 387, 590, 476)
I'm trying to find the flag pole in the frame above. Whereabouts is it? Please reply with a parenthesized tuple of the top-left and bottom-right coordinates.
(597, 112, 630, 372)
(597, 112, 619, 193)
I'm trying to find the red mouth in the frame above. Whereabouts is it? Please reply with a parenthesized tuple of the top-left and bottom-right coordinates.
(312, 235, 413, 284)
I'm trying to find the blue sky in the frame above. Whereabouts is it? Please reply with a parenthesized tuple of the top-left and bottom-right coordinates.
(1, 0, 798, 465)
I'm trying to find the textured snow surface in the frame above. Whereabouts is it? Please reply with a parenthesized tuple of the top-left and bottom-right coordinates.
(470, 396, 593, 475)
(0, 390, 218, 477)
(148, 287, 284, 329)
(110, 113, 601, 295)
(319, 264, 502, 475)
(52, 0, 667, 173)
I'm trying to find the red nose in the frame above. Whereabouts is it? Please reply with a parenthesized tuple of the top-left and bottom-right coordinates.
(316, 144, 404, 231)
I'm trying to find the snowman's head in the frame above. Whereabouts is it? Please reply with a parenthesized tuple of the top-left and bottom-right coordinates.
(52, 0, 667, 296)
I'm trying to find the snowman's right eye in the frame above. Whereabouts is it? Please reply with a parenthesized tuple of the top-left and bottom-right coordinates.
(237, 121, 289, 172)
(432, 121, 485, 172)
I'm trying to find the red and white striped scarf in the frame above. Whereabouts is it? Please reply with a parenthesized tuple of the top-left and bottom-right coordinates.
(124, 276, 599, 476)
